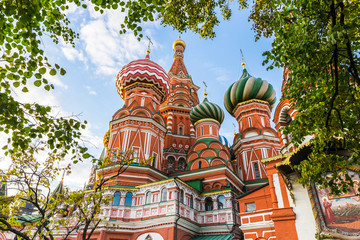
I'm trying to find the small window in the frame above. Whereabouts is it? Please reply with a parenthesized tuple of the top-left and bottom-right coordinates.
(145, 192, 152, 204)
(161, 188, 168, 202)
(141, 97, 145, 107)
(189, 195, 194, 208)
(112, 192, 121, 206)
(124, 192, 132, 207)
(179, 189, 184, 203)
(201, 126, 204, 136)
(198, 161, 202, 169)
(217, 195, 226, 209)
(248, 117, 252, 128)
(179, 126, 183, 135)
(245, 202, 256, 212)
(152, 153, 157, 167)
(132, 147, 139, 162)
(205, 197, 213, 211)
(254, 163, 260, 179)
(209, 125, 212, 135)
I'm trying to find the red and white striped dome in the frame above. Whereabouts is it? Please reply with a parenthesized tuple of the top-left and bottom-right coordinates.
(116, 55, 170, 102)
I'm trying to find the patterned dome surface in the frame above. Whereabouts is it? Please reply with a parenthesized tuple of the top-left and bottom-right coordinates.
(116, 58, 170, 102)
(224, 68, 276, 115)
(219, 135, 230, 147)
(190, 97, 224, 125)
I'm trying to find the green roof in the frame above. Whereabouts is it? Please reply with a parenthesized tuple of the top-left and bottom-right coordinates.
(190, 234, 234, 240)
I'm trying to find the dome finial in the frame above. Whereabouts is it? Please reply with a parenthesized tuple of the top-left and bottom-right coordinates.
(145, 35, 153, 59)
(203, 81, 208, 98)
(233, 123, 237, 136)
(240, 49, 246, 69)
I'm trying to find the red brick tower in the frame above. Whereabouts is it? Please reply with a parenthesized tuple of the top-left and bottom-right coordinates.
(101, 49, 170, 186)
(224, 63, 281, 188)
(160, 37, 200, 174)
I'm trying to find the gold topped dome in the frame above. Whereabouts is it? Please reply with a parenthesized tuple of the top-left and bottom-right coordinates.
(172, 36, 186, 51)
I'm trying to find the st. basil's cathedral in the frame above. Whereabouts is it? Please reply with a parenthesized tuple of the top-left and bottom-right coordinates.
(2, 38, 359, 240)
(77, 38, 360, 240)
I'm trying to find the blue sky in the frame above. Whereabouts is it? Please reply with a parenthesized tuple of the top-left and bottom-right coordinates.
(1, 3, 283, 190)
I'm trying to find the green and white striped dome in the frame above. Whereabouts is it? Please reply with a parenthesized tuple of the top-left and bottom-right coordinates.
(190, 97, 224, 125)
(224, 68, 276, 116)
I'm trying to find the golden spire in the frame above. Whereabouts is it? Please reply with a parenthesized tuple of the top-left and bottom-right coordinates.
(240, 49, 246, 69)
(203, 81, 208, 98)
(233, 123, 237, 136)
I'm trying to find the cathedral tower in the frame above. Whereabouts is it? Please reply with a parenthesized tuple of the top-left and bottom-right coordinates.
(224, 64, 281, 188)
(160, 37, 200, 173)
(101, 50, 170, 186)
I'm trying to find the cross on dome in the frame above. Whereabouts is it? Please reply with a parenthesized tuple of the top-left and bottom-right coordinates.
(145, 35, 153, 59)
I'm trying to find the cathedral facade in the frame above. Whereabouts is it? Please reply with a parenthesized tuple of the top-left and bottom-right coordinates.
(75, 39, 360, 240)
(2, 39, 359, 240)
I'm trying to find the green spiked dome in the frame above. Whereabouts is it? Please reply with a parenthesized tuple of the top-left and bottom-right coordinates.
(224, 67, 276, 116)
(190, 97, 225, 125)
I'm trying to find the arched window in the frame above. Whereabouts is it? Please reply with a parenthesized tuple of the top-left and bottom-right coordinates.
(152, 153, 157, 168)
(179, 189, 184, 203)
(167, 156, 175, 171)
(124, 192, 132, 207)
(205, 197, 213, 211)
(198, 161, 202, 169)
(201, 126, 204, 136)
(217, 195, 226, 209)
(161, 188, 168, 202)
(189, 195, 194, 208)
(248, 117, 253, 128)
(112, 191, 121, 206)
(145, 192, 152, 204)
(179, 126, 183, 135)
(254, 163, 260, 179)
(178, 158, 186, 171)
(209, 125, 212, 135)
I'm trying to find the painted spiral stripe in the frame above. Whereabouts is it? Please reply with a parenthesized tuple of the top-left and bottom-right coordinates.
(224, 68, 276, 115)
(190, 98, 224, 125)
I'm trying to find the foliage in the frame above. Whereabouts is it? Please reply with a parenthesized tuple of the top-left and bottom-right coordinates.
(249, 0, 360, 194)
(0, 148, 144, 240)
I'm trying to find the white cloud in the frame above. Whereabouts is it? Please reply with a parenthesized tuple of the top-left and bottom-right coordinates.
(62, 47, 85, 62)
(85, 85, 97, 95)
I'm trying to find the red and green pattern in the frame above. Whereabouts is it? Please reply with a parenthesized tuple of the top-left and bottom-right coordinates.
(116, 58, 170, 102)
(190, 97, 224, 125)
(224, 68, 276, 116)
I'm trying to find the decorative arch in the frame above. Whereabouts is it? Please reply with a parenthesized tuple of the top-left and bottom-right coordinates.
(208, 142, 222, 149)
(131, 109, 151, 118)
(219, 150, 230, 160)
(193, 142, 208, 151)
(190, 159, 209, 170)
(200, 149, 218, 158)
(187, 152, 199, 162)
(210, 158, 226, 167)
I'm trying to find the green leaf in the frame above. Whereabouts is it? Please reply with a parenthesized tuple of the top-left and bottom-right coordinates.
(34, 80, 42, 87)
(39, 67, 46, 75)
(49, 69, 57, 76)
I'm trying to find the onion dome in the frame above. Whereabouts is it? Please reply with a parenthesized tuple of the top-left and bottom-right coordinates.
(116, 51, 170, 102)
(219, 135, 230, 147)
(190, 97, 224, 125)
(172, 36, 186, 51)
(224, 67, 276, 116)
